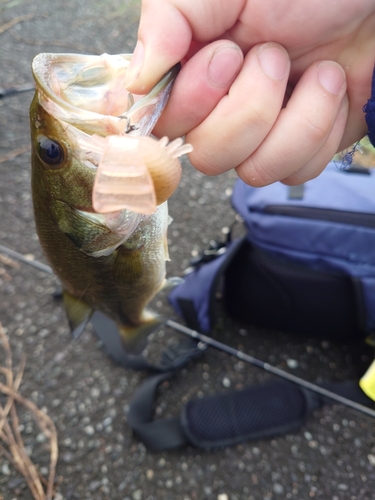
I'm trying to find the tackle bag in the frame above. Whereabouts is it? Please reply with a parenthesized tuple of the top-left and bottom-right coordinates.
(91, 160, 375, 452)
(169, 161, 375, 340)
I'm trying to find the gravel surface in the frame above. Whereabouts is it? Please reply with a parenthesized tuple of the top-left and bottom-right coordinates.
(1, 1, 375, 499)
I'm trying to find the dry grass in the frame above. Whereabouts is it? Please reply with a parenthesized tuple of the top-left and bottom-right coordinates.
(0, 0, 27, 13)
(0, 12, 34, 33)
(0, 323, 59, 500)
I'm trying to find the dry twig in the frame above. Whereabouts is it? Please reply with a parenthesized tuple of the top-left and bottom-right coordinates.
(0, 12, 34, 35)
(9, 29, 86, 51)
(0, 323, 59, 500)
(0, 253, 19, 281)
(0, 254, 20, 269)
(0, 144, 30, 164)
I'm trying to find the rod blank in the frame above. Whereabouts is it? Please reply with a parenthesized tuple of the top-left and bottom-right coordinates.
(166, 319, 375, 420)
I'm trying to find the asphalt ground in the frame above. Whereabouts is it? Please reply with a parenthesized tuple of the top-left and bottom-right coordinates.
(1, 1, 375, 499)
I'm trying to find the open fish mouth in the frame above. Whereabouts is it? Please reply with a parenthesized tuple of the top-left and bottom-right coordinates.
(32, 53, 179, 137)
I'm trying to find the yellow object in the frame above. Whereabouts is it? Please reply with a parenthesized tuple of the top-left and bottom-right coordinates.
(360, 359, 375, 401)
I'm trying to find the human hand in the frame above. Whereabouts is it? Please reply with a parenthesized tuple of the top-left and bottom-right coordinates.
(126, 0, 375, 185)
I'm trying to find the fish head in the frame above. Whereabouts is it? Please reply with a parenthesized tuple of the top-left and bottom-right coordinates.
(30, 53, 184, 215)
(30, 93, 95, 211)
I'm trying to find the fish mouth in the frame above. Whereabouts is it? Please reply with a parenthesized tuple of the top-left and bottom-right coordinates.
(31, 53, 180, 137)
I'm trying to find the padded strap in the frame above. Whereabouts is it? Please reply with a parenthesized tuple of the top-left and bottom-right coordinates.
(127, 372, 189, 451)
(91, 311, 205, 372)
(127, 378, 321, 451)
(181, 382, 321, 450)
(127, 374, 375, 451)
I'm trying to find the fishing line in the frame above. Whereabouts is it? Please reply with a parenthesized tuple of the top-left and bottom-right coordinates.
(2, 243, 375, 419)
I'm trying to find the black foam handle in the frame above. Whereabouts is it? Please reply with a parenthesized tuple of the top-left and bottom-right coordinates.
(181, 381, 321, 450)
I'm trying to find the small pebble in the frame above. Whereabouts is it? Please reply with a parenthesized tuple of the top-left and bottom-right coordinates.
(304, 432, 313, 441)
(337, 484, 348, 491)
(7, 478, 24, 489)
(286, 359, 298, 369)
(36, 432, 46, 443)
(132, 490, 143, 500)
(222, 377, 231, 388)
(2, 463, 11, 475)
(62, 452, 74, 463)
(89, 480, 101, 491)
(273, 483, 284, 495)
(103, 417, 113, 427)
(84, 425, 95, 436)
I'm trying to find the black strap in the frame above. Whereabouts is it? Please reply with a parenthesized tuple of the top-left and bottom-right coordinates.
(127, 378, 321, 451)
(52, 289, 205, 373)
(127, 372, 189, 450)
(90, 311, 205, 372)
(126, 375, 375, 451)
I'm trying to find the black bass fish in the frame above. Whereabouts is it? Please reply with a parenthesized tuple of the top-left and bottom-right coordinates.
(30, 53, 191, 351)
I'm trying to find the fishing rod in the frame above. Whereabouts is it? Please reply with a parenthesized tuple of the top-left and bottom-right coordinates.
(166, 319, 375, 419)
(1, 243, 375, 419)
(0, 244, 52, 273)
(0, 82, 34, 99)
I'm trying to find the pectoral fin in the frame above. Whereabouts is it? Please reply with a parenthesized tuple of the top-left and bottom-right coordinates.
(63, 290, 93, 339)
(54, 200, 124, 257)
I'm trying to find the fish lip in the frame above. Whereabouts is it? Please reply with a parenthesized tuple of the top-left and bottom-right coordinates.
(31, 54, 180, 137)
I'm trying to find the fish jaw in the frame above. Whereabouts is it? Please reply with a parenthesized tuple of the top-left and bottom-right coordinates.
(31, 53, 179, 137)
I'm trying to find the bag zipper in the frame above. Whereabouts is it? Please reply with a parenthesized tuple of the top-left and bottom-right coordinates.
(263, 205, 375, 229)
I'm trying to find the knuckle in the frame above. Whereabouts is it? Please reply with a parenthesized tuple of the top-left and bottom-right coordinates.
(236, 154, 275, 187)
(301, 112, 330, 143)
(189, 146, 226, 176)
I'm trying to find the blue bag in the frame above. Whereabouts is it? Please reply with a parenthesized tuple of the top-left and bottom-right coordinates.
(169, 162, 375, 339)
(126, 74, 375, 451)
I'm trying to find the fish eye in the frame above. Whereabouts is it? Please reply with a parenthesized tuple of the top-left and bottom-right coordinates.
(38, 137, 65, 167)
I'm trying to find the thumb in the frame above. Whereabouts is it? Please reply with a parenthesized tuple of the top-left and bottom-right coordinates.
(125, 0, 245, 94)
(125, 1, 192, 93)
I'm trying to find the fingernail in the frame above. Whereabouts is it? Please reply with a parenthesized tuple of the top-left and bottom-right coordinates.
(257, 43, 289, 80)
(125, 41, 145, 88)
(317, 62, 345, 95)
(208, 44, 243, 88)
